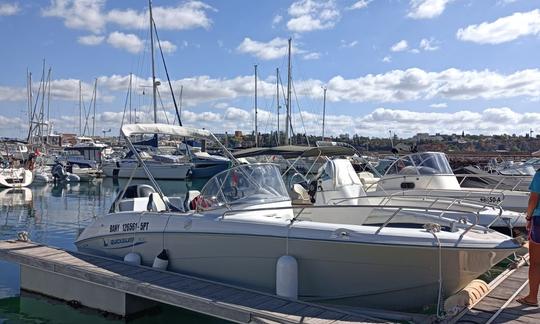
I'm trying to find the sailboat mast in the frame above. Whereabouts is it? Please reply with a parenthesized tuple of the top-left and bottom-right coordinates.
(286, 38, 292, 145)
(149, 0, 157, 123)
(254, 64, 258, 147)
(179, 85, 183, 124)
(92, 78, 97, 137)
(128, 73, 133, 123)
(276, 67, 280, 146)
(79, 80, 82, 136)
(46, 68, 51, 137)
(27, 70, 31, 135)
(322, 86, 327, 140)
(39, 59, 46, 142)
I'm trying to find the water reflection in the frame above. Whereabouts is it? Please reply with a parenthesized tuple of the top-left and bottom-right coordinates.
(0, 177, 223, 322)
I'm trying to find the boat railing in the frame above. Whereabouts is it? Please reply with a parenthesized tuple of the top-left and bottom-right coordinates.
(371, 187, 507, 209)
(325, 193, 501, 231)
(219, 203, 485, 244)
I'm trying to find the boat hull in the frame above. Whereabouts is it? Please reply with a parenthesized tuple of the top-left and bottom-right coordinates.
(191, 161, 230, 178)
(77, 229, 515, 310)
(0, 168, 33, 188)
(102, 162, 192, 180)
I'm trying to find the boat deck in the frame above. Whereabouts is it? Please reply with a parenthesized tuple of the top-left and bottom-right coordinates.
(0, 240, 385, 324)
(451, 252, 539, 324)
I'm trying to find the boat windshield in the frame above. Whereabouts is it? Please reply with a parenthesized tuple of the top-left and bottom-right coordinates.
(385, 152, 453, 176)
(199, 164, 290, 209)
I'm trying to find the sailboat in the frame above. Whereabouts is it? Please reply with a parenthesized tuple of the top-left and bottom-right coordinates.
(102, 0, 229, 180)
(102, 0, 194, 180)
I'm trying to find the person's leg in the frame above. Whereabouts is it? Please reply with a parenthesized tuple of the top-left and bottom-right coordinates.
(528, 239, 540, 301)
(517, 222, 540, 305)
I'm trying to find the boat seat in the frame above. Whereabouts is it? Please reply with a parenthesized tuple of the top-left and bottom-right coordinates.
(122, 184, 156, 199)
(292, 183, 310, 201)
(357, 172, 379, 187)
(147, 193, 167, 212)
(184, 190, 201, 211)
(118, 197, 151, 212)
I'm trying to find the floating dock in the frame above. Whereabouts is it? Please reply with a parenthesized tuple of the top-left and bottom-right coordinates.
(0, 240, 384, 323)
(448, 252, 539, 324)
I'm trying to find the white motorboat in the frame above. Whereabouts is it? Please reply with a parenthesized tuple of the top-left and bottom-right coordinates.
(102, 152, 193, 180)
(235, 146, 525, 230)
(307, 158, 526, 230)
(0, 167, 33, 188)
(76, 124, 520, 311)
(358, 152, 530, 213)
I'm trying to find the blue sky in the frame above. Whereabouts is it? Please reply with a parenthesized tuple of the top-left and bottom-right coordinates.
(1, 0, 540, 139)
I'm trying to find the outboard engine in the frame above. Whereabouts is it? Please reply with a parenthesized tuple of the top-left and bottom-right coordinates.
(52, 163, 67, 182)
(52, 162, 80, 183)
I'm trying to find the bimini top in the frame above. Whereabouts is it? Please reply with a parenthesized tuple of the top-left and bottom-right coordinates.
(233, 145, 355, 159)
(121, 123, 215, 142)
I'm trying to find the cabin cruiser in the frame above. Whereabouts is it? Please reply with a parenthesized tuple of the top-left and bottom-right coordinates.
(76, 124, 521, 310)
(358, 152, 530, 213)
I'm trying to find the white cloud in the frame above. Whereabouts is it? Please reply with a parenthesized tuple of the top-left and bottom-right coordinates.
(340, 40, 358, 48)
(4, 68, 540, 110)
(382, 56, 391, 63)
(107, 1, 215, 30)
(106, 31, 144, 54)
(287, 0, 340, 33)
(407, 0, 451, 20)
(42, 0, 214, 33)
(0, 2, 20, 16)
(347, 0, 372, 10)
(303, 52, 321, 60)
(77, 34, 105, 46)
(419, 38, 439, 51)
(272, 14, 283, 26)
(429, 102, 447, 108)
(457, 9, 540, 44)
(324, 68, 540, 103)
(0, 86, 26, 101)
(356, 107, 540, 137)
(237, 37, 301, 60)
(42, 0, 106, 33)
(157, 40, 177, 54)
(391, 40, 408, 52)
(4, 106, 540, 138)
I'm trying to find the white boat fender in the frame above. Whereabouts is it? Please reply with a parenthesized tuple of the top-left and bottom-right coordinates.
(123, 252, 141, 265)
(152, 249, 169, 270)
(276, 255, 298, 299)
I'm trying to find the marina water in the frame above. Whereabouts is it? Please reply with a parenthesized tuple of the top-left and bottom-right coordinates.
(0, 178, 228, 323)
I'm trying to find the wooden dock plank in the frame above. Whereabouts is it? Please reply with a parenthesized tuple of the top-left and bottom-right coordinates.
(0, 241, 383, 324)
(450, 253, 536, 324)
